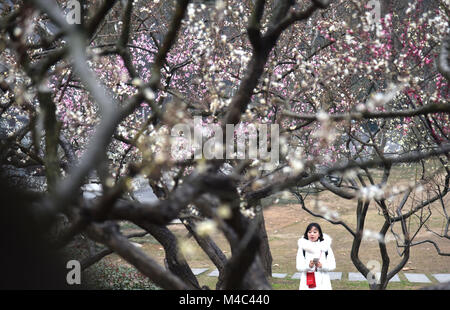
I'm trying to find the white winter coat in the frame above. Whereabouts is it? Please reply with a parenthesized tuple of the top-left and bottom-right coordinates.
(296, 233, 336, 290)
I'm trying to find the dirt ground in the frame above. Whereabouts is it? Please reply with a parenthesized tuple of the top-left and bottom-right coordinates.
(110, 167, 450, 289)
(263, 201, 450, 275)
(115, 194, 450, 279)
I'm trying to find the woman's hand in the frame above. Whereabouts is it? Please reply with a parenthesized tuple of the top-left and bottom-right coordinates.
(315, 261, 322, 269)
(309, 260, 315, 268)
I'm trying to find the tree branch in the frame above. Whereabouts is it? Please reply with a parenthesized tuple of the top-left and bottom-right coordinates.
(282, 102, 450, 122)
(86, 222, 190, 290)
(247, 0, 266, 50)
(247, 144, 450, 201)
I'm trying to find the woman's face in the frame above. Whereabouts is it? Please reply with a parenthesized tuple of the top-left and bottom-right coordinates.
(307, 226, 320, 242)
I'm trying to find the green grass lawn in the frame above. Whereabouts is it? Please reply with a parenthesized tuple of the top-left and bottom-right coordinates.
(269, 278, 427, 290)
(194, 274, 431, 290)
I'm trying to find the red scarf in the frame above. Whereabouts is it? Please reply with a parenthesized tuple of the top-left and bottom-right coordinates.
(306, 272, 316, 288)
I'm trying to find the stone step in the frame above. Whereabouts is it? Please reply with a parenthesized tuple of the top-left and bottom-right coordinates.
(403, 273, 431, 283)
(348, 272, 400, 282)
(191, 268, 209, 276)
(433, 274, 450, 283)
(195, 268, 449, 284)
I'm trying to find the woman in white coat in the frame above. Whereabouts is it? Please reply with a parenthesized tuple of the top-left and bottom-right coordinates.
(296, 223, 336, 290)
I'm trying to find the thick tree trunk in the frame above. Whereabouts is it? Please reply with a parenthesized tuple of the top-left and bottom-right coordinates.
(136, 220, 201, 290)
(220, 206, 272, 290)
(184, 219, 228, 289)
(257, 209, 273, 277)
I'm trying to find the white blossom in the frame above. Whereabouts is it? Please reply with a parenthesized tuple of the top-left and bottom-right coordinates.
(363, 230, 385, 243)
(289, 158, 304, 174)
(178, 239, 195, 257)
(195, 219, 217, 237)
(217, 204, 232, 219)
(316, 110, 329, 122)
(143, 88, 155, 101)
(358, 185, 385, 201)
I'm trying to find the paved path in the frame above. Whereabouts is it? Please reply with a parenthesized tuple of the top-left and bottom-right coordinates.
(191, 268, 450, 284)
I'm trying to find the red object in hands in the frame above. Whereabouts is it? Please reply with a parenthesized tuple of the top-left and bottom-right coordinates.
(306, 272, 316, 288)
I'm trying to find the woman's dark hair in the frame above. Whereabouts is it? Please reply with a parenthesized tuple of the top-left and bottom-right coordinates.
(303, 222, 324, 241)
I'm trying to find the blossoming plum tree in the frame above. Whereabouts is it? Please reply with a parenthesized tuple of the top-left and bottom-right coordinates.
(0, 0, 449, 289)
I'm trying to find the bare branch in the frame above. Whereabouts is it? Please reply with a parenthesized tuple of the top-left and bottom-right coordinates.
(80, 231, 148, 270)
(247, 144, 450, 201)
(291, 191, 356, 237)
(410, 240, 450, 256)
(282, 102, 450, 122)
(247, 0, 266, 50)
(86, 222, 190, 290)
